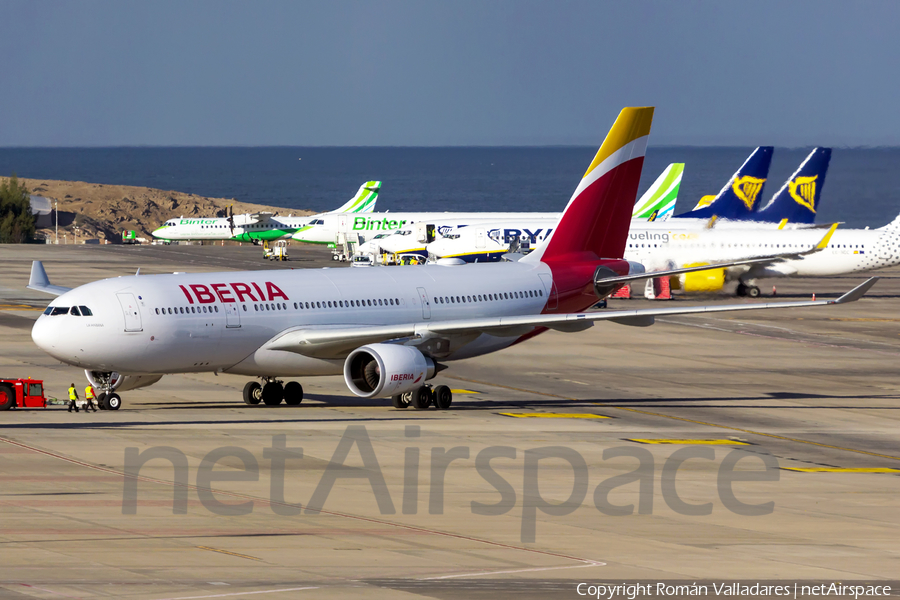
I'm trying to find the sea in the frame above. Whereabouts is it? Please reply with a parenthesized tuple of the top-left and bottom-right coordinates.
(1, 147, 899, 229)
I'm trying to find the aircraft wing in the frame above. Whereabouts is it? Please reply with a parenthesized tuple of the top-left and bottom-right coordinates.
(598, 223, 840, 288)
(27, 261, 72, 296)
(235, 211, 276, 225)
(268, 277, 878, 359)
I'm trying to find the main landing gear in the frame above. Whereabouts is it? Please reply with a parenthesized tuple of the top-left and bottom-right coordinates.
(392, 385, 453, 411)
(736, 282, 761, 298)
(243, 378, 304, 406)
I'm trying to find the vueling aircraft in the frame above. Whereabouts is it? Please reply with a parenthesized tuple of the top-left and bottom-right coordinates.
(27, 108, 875, 411)
(151, 181, 381, 243)
(625, 214, 900, 296)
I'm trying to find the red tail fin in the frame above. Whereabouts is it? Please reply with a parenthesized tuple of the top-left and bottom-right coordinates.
(525, 107, 654, 263)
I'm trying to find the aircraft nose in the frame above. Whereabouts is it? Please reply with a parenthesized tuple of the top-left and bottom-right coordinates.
(31, 316, 58, 352)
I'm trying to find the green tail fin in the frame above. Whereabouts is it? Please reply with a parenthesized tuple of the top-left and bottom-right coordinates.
(632, 164, 682, 221)
(332, 181, 381, 214)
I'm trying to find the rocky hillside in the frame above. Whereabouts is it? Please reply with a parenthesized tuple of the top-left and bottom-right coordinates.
(12, 178, 313, 243)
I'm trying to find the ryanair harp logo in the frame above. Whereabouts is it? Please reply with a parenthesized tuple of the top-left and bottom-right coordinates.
(788, 175, 818, 213)
(731, 176, 766, 210)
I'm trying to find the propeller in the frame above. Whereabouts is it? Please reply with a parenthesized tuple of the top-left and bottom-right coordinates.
(226, 205, 235, 235)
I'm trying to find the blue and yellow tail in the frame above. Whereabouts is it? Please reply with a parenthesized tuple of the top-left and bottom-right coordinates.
(754, 148, 830, 224)
(675, 147, 773, 221)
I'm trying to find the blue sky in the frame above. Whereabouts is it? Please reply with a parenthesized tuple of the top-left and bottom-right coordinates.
(4, 1, 900, 146)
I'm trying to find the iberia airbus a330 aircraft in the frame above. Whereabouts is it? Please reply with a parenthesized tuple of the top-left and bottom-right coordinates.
(28, 108, 877, 411)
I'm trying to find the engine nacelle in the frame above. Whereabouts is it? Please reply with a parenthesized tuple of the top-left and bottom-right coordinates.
(85, 370, 163, 392)
(343, 344, 436, 398)
(679, 263, 725, 293)
(594, 261, 645, 299)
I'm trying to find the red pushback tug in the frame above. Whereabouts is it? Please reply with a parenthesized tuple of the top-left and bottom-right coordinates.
(0, 378, 47, 410)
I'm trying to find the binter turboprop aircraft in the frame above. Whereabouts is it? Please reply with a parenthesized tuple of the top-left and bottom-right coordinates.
(151, 181, 381, 243)
(28, 108, 877, 411)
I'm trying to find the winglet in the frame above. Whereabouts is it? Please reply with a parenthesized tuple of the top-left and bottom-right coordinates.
(816, 223, 839, 250)
(833, 277, 879, 304)
(27, 261, 72, 296)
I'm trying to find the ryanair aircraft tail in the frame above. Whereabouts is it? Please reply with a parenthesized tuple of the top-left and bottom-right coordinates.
(331, 181, 381, 214)
(675, 147, 773, 221)
(632, 163, 683, 221)
(754, 148, 831, 224)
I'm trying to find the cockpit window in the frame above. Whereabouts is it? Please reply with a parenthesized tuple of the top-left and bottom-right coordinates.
(70, 306, 81, 316)
(43, 307, 53, 315)
(79, 306, 93, 316)
(310, 219, 325, 225)
(50, 307, 69, 316)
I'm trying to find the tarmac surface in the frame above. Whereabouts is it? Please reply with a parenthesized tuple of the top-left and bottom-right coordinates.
(1, 243, 899, 599)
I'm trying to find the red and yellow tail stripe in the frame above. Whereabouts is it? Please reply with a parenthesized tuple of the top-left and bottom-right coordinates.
(526, 107, 654, 263)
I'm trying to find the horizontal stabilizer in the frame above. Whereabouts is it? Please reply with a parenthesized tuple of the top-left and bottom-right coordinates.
(27, 261, 71, 296)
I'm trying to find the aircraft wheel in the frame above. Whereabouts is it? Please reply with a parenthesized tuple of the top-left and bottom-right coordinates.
(106, 393, 122, 410)
(747, 285, 761, 298)
(243, 381, 262, 405)
(433, 385, 453, 410)
(262, 381, 284, 405)
(97, 392, 108, 410)
(391, 393, 409, 409)
(411, 386, 432, 410)
(736, 283, 747, 297)
(284, 381, 303, 405)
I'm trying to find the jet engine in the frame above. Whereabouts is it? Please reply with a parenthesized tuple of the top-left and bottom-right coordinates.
(343, 344, 437, 398)
(85, 370, 163, 392)
(678, 263, 725, 293)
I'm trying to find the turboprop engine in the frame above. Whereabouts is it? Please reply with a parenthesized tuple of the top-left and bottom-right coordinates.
(343, 344, 438, 398)
(85, 370, 163, 392)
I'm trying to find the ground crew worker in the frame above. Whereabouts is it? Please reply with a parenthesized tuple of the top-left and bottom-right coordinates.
(84, 384, 98, 412)
(67, 383, 80, 413)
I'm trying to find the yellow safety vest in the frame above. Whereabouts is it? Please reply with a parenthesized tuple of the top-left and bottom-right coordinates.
(85, 386, 95, 400)
(68, 386, 78, 401)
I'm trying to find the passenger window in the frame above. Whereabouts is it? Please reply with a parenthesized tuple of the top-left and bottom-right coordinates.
(155, 308, 160, 315)
(79, 306, 93, 316)
(214, 306, 218, 313)
(243, 305, 247, 312)
(168, 308, 173, 314)
(395, 298, 400, 305)
(180, 307, 185, 314)
(191, 306, 196, 313)
(70, 306, 81, 316)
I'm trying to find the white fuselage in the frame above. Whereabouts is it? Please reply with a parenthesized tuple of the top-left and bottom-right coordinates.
(153, 214, 312, 242)
(425, 216, 900, 279)
(32, 263, 551, 377)
(291, 212, 562, 245)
